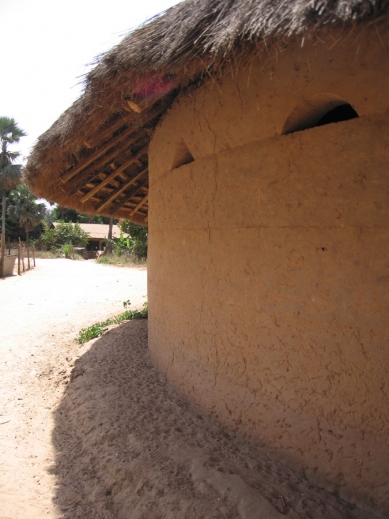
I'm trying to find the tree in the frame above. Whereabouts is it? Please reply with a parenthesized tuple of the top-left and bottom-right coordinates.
(51, 205, 116, 224)
(103, 216, 114, 255)
(0, 117, 26, 275)
(120, 220, 148, 259)
(41, 221, 89, 251)
(7, 185, 46, 244)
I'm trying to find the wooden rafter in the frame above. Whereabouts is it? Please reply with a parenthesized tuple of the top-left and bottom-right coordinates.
(68, 138, 146, 196)
(61, 101, 167, 184)
(60, 124, 137, 183)
(87, 115, 130, 149)
(80, 148, 147, 203)
(128, 194, 148, 216)
(95, 168, 147, 212)
(109, 181, 148, 215)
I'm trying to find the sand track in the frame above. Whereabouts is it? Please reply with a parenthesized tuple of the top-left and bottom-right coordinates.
(0, 259, 378, 518)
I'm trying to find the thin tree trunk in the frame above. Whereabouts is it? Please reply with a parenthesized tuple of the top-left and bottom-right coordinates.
(18, 238, 21, 276)
(26, 225, 30, 269)
(104, 217, 113, 255)
(1, 189, 5, 278)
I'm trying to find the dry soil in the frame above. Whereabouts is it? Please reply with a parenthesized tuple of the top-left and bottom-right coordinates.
(0, 259, 379, 518)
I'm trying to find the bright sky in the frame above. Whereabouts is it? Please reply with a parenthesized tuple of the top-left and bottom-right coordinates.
(1, 0, 181, 161)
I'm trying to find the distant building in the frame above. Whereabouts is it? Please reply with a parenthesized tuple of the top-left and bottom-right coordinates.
(52, 222, 121, 251)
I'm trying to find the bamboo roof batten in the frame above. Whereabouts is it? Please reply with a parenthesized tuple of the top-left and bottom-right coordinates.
(80, 149, 147, 203)
(109, 181, 149, 215)
(68, 137, 148, 195)
(95, 168, 148, 212)
(87, 114, 130, 149)
(128, 194, 149, 217)
(24, 0, 389, 224)
(68, 146, 131, 193)
(60, 124, 138, 183)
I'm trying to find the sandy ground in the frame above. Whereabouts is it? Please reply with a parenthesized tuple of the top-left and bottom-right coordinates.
(0, 259, 379, 519)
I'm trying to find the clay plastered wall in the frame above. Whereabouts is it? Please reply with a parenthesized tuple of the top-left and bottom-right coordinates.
(148, 29, 389, 515)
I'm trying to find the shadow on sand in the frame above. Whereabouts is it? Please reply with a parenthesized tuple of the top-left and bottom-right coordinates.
(51, 320, 377, 519)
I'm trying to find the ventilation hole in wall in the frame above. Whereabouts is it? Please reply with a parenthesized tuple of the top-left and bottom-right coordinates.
(282, 94, 359, 135)
(315, 104, 359, 127)
(172, 139, 194, 169)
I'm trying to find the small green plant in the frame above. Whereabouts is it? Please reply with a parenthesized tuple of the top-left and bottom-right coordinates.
(62, 243, 74, 258)
(77, 302, 148, 344)
(77, 323, 108, 343)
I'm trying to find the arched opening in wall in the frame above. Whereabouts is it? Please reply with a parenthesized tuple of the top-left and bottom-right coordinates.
(282, 94, 359, 135)
(172, 139, 194, 169)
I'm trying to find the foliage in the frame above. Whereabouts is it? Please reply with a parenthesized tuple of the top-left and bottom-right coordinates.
(111, 231, 131, 255)
(104, 220, 148, 259)
(0, 117, 26, 244)
(51, 205, 118, 225)
(119, 220, 148, 259)
(7, 185, 46, 243)
(62, 244, 74, 258)
(77, 302, 148, 344)
(0, 117, 25, 190)
(41, 221, 90, 250)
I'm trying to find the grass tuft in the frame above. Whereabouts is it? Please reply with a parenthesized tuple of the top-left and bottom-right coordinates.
(96, 253, 146, 268)
(77, 301, 148, 344)
(34, 250, 60, 259)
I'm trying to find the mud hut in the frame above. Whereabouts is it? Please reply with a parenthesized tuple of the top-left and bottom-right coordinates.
(25, 0, 389, 515)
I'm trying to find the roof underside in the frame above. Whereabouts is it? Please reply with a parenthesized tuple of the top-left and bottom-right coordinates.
(24, 0, 389, 225)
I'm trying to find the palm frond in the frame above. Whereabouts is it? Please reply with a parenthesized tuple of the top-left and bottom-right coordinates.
(0, 117, 26, 143)
(0, 163, 22, 190)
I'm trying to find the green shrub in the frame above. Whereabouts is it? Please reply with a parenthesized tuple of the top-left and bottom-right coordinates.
(120, 220, 148, 259)
(41, 221, 89, 250)
(77, 302, 148, 344)
(62, 244, 74, 258)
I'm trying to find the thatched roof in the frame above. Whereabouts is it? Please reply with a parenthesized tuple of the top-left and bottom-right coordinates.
(24, 0, 389, 225)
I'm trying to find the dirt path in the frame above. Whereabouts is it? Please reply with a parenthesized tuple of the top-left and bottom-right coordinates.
(0, 259, 147, 518)
(0, 259, 378, 518)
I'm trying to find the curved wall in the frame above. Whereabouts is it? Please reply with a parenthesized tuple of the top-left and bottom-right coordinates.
(148, 28, 389, 515)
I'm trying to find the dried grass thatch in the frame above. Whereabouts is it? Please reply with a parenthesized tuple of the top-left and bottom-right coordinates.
(24, 0, 389, 224)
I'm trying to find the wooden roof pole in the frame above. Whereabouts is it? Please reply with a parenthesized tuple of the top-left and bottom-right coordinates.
(68, 137, 147, 196)
(80, 148, 147, 203)
(109, 181, 148, 215)
(61, 102, 167, 184)
(87, 115, 130, 149)
(69, 150, 126, 195)
(95, 168, 147, 212)
(128, 194, 148, 216)
(60, 124, 137, 183)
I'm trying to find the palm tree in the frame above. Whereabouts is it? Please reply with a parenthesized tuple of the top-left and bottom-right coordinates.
(8, 185, 46, 244)
(0, 117, 26, 272)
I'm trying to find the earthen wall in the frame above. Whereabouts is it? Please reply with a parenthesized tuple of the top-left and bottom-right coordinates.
(148, 29, 389, 514)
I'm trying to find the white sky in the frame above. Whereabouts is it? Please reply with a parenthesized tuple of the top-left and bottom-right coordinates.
(1, 0, 181, 161)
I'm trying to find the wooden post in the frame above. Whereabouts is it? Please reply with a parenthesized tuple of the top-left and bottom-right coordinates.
(32, 244, 36, 267)
(0, 233, 4, 279)
(27, 244, 30, 270)
(18, 238, 21, 276)
(8, 237, 10, 255)
(22, 244, 25, 273)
